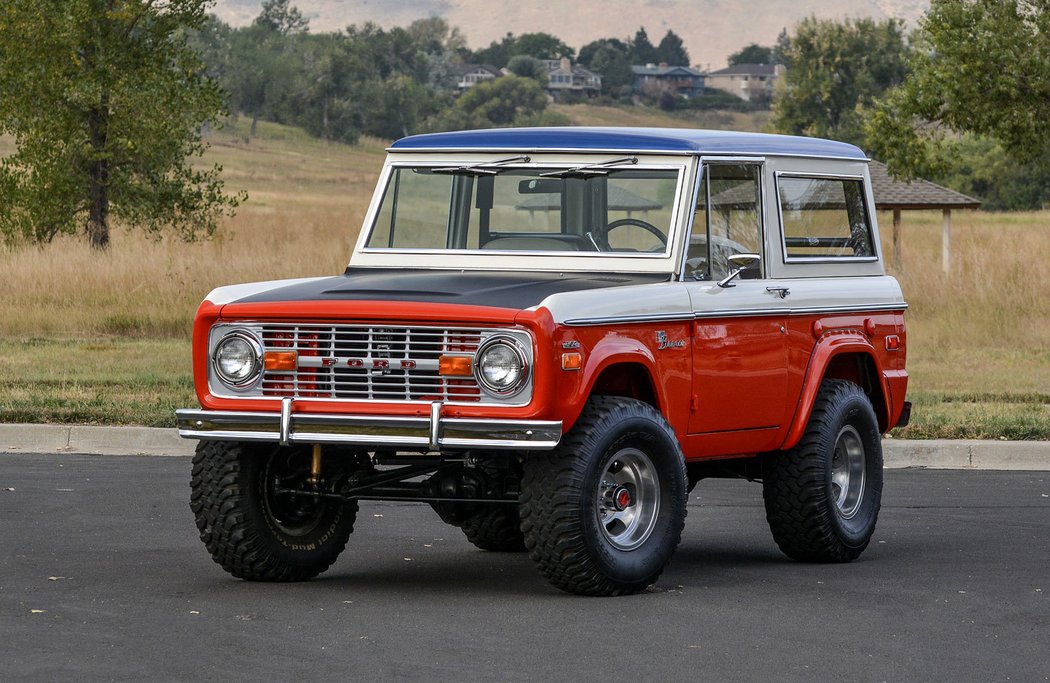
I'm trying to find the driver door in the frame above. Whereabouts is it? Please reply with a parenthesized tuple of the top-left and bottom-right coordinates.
(684, 162, 790, 451)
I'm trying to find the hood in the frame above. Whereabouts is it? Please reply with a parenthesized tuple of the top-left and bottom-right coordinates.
(225, 269, 671, 311)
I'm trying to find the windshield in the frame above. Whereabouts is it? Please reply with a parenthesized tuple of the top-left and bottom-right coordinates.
(365, 165, 680, 255)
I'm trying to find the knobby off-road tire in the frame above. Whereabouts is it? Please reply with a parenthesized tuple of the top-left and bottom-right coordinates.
(190, 441, 358, 581)
(520, 396, 688, 596)
(460, 508, 527, 552)
(763, 379, 883, 563)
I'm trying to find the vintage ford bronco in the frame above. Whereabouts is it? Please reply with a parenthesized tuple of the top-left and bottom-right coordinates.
(178, 127, 910, 596)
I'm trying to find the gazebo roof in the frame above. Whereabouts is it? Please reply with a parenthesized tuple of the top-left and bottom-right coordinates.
(868, 160, 981, 211)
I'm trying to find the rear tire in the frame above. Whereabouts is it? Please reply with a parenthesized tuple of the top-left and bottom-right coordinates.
(190, 441, 357, 581)
(460, 508, 527, 552)
(520, 396, 687, 596)
(763, 379, 883, 562)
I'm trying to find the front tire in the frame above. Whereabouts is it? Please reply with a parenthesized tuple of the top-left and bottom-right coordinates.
(763, 379, 884, 562)
(190, 441, 358, 581)
(520, 396, 688, 596)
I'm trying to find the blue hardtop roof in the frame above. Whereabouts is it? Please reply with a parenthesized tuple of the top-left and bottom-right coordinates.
(390, 127, 867, 160)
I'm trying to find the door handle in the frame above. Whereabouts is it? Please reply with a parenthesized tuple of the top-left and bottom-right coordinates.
(765, 286, 790, 299)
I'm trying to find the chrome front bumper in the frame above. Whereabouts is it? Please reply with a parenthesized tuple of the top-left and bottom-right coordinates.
(175, 400, 562, 451)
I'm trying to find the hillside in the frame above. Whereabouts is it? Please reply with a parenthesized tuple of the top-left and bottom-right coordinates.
(211, 0, 929, 70)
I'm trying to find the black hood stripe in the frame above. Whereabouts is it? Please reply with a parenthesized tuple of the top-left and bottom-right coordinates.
(229, 269, 671, 310)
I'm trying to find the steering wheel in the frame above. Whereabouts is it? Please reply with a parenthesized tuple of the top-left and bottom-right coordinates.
(605, 218, 668, 250)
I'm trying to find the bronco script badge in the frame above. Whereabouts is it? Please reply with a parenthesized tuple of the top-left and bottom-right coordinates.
(656, 331, 686, 350)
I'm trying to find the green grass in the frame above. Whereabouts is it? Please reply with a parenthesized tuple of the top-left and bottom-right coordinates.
(2, 336, 1047, 439)
(892, 391, 1050, 440)
(0, 338, 194, 427)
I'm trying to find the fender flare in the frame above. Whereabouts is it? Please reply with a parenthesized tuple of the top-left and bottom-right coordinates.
(563, 335, 663, 429)
(779, 330, 889, 451)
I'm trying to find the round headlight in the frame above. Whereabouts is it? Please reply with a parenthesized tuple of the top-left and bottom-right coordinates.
(213, 332, 262, 387)
(475, 336, 529, 396)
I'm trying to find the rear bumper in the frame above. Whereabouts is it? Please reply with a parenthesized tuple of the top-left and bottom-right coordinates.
(175, 399, 562, 451)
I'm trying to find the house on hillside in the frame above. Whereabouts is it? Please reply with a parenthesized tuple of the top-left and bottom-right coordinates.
(705, 63, 784, 103)
(455, 64, 503, 91)
(542, 58, 602, 99)
(631, 64, 705, 98)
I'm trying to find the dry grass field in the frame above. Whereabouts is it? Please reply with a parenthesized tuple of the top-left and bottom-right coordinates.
(1, 113, 1047, 437)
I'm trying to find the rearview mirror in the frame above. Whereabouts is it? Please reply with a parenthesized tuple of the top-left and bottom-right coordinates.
(518, 178, 562, 194)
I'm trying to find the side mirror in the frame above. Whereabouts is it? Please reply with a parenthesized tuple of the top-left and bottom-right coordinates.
(717, 253, 761, 288)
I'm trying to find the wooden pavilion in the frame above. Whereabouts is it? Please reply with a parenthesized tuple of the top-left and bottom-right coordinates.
(867, 160, 981, 273)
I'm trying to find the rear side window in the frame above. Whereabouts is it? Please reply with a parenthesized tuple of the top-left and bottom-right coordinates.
(777, 175, 875, 261)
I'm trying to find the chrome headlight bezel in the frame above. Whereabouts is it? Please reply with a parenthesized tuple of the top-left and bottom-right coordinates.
(474, 334, 530, 398)
(211, 330, 264, 389)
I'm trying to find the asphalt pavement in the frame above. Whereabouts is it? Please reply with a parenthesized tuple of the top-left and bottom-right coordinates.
(1, 453, 1047, 681)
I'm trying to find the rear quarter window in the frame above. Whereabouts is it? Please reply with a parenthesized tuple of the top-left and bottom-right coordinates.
(777, 175, 876, 261)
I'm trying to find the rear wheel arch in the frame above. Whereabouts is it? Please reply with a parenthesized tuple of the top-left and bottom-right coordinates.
(782, 335, 890, 450)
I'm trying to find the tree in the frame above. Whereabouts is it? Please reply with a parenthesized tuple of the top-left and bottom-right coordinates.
(630, 27, 659, 65)
(506, 55, 549, 83)
(771, 17, 909, 147)
(655, 30, 690, 66)
(578, 38, 630, 67)
(406, 16, 466, 55)
(771, 28, 791, 65)
(254, 0, 308, 35)
(473, 32, 573, 67)
(728, 43, 772, 66)
(453, 76, 549, 127)
(512, 32, 574, 61)
(589, 45, 635, 95)
(0, 0, 241, 249)
(866, 0, 1050, 179)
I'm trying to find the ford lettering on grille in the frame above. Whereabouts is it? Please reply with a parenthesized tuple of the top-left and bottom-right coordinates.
(258, 324, 485, 402)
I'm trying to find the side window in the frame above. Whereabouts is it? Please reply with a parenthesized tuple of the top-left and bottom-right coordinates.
(777, 176, 875, 260)
(686, 163, 763, 280)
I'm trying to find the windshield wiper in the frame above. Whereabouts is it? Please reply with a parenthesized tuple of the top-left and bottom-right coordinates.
(432, 155, 531, 176)
(539, 156, 638, 178)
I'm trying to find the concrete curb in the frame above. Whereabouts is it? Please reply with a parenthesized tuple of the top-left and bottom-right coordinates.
(1, 423, 1048, 469)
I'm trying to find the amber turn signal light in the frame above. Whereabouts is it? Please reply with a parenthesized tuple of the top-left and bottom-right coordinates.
(561, 352, 582, 371)
(264, 351, 297, 371)
(439, 355, 473, 376)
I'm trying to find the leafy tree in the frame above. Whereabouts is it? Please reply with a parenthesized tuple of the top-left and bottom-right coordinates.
(728, 43, 772, 66)
(630, 27, 659, 64)
(452, 76, 549, 127)
(931, 136, 1050, 211)
(254, 0, 308, 35)
(473, 32, 573, 67)
(589, 45, 635, 95)
(226, 23, 302, 136)
(771, 17, 909, 147)
(407, 16, 466, 55)
(578, 38, 630, 67)
(506, 55, 549, 83)
(866, 0, 1050, 179)
(512, 32, 574, 61)
(655, 30, 690, 66)
(290, 33, 361, 143)
(0, 0, 241, 249)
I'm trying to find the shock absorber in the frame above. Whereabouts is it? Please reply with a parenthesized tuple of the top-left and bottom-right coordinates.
(308, 444, 323, 487)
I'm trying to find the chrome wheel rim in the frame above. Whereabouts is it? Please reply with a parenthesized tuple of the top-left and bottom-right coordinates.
(830, 425, 866, 519)
(596, 448, 660, 551)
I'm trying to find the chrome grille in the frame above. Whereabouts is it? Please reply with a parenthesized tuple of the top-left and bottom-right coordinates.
(258, 324, 485, 402)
